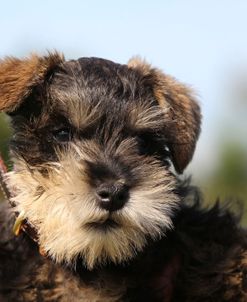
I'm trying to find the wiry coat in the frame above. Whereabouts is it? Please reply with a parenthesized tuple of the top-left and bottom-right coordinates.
(1, 196, 247, 301)
(0, 52, 247, 301)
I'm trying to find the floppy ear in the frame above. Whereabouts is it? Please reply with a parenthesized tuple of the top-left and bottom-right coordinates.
(0, 51, 64, 113)
(128, 57, 201, 173)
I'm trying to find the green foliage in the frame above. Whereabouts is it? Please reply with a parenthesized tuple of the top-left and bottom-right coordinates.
(201, 142, 247, 224)
(214, 143, 247, 190)
(0, 113, 11, 162)
(0, 113, 11, 201)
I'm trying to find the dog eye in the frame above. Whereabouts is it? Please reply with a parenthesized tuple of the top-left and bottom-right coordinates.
(136, 133, 158, 155)
(52, 128, 72, 143)
(137, 133, 171, 159)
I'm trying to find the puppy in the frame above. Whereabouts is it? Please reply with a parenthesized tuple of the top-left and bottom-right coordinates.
(0, 52, 247, 301)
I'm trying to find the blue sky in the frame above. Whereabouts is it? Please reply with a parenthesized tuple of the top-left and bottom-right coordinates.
(1, 0, 247, 177)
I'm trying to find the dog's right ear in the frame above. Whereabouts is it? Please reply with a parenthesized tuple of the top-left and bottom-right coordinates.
(0, 52, 64, 113)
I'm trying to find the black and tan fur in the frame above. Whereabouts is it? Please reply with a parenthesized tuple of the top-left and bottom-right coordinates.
(0, 52, 247, 301)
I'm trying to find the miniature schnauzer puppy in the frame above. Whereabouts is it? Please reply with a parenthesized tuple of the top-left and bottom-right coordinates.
(0, 52, 247, 301)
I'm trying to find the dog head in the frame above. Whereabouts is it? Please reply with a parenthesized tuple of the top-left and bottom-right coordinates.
(0, 52, 201, 269)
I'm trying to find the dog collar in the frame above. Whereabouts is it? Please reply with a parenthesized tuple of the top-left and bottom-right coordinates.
(0, 154, 41, 248)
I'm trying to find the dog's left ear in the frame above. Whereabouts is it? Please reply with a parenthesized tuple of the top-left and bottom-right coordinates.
(0, 52, 64, 113)
(128, 58, 201, 173)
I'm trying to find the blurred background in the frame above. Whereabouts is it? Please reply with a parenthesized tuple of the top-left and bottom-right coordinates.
(0, 0, 247, 220)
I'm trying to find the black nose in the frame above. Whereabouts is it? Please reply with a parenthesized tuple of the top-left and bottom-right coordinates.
(96, 183, 129, 211)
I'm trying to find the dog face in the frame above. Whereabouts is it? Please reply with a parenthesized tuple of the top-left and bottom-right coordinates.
(0, 52, 201, 269)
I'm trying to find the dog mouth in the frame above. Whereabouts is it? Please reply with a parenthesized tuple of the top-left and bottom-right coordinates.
(86, 218, 120, 231)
